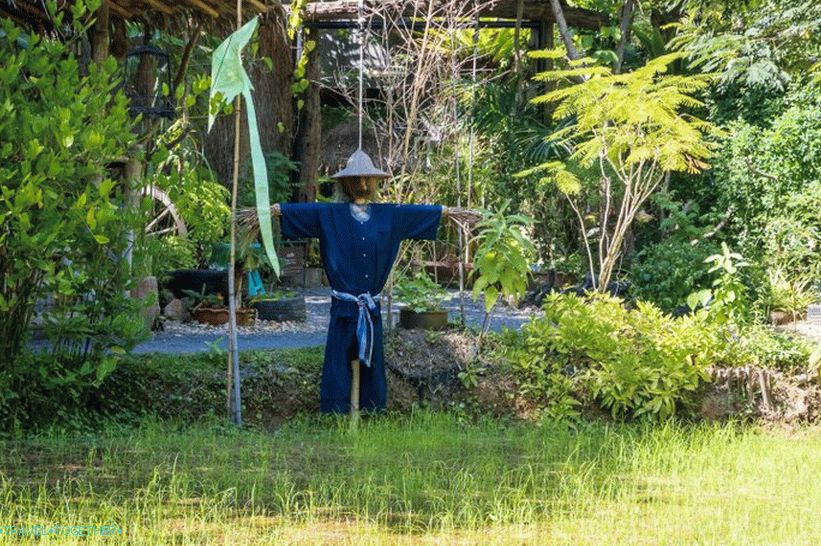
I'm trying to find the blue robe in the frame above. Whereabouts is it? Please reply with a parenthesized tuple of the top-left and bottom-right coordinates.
(279, 202, 443, 413)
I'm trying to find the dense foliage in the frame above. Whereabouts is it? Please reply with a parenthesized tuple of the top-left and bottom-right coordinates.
(0, 15, 149, 428)
(501, 293, 723, 421)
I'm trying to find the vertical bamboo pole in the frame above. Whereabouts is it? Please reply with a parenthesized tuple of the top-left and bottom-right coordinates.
(449, 25, 466, 327)
(227, 0, 244, 427)
(350, 360, 360, 429)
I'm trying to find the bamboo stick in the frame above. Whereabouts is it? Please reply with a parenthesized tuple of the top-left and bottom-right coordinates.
(350, 360, 361, 429)
(226, 0, 244, 427)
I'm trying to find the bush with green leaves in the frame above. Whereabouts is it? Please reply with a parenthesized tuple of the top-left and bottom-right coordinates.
(395, 272, 451, 313)
(505, 293, 725, 421)
(141, 143, 230, 268)
(470, 203, 536, 312)
(711, 89, 821, 266)
(132, 235, 199, 278)
(0, 12, 149, 429)
(760, 266, 819, 320)
(630, 239, 719, 313)
(760, 180, 821, 283)
(699, 243, 753, 326)
(722, 324, 815, 373)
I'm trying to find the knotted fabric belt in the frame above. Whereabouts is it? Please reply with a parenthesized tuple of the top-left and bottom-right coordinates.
(331, 290, 381, 367)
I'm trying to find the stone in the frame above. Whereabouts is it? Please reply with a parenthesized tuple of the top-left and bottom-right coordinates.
(131, 275, 161, 330)
(163, 298, 188, 321)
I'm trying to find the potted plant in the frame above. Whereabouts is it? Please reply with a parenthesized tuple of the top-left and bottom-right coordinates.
(395, 272, 452, 330)
(183, 288, 229, 325)
(249, 289, 307, 322)
(182, 287, 256, 326)
(765, 268, 817, 325)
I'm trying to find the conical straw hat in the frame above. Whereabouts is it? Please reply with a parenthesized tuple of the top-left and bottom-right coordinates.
(331, 149, 390, 179)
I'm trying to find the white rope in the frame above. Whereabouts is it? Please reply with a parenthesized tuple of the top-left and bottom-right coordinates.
(357, 0, 365, 151)
(468, 1, 479, 209)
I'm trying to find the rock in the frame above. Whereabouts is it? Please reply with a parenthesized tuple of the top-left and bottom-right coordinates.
(131, 276, 161, 330)
(163, 298, 188, 321)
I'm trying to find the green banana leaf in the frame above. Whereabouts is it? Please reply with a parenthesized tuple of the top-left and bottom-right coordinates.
(208, 16, 280, 277)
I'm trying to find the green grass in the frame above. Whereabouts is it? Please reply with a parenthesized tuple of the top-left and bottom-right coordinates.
(1, 412, 820, 544)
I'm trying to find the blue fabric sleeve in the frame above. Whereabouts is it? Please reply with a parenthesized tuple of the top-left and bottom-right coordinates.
(393, 204, 443, 241)
(279, 202, 325, 239)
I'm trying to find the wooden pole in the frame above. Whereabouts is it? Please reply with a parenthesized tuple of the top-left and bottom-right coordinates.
(227, 0, 244, 427)
(123, 147, 143, 271)
(295, 31, 321, 203)
(91, 0, 110, 64)
(350, 359, 360, 429)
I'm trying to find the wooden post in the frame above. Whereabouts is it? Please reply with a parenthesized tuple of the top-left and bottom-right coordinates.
(295, 32, 322, 203)
(91, 0, 110, 64)
(123, 146, 143, 270)
(350, 359, 360, 429)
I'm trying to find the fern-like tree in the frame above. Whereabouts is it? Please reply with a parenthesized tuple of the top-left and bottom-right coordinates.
(519, 51, 720, 292)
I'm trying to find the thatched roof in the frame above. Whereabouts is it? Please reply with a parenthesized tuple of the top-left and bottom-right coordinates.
(1, 0, 269, 33)
(2, 0, 607, 34)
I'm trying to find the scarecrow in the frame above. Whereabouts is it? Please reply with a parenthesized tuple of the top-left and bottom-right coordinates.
(259, 150, 480, 414)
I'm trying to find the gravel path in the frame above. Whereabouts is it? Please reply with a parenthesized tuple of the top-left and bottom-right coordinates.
(130, 288, 539, 355)
(776, 320, 821, 343)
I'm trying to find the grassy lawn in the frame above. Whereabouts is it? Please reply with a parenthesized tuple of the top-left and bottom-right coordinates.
(1, 412, 820, 544)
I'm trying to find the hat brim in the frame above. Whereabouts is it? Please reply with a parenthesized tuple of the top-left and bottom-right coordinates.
(331, 167, 390, 179)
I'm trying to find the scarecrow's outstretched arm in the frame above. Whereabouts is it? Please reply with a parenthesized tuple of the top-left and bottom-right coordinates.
(441, 206, 482, 231)
(238, 204, 482, 235)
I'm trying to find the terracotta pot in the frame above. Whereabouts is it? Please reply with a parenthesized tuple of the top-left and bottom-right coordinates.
(769, 310, 800, 325)
(399, 308, 449, 331)
(193, 307, 229, 325)
(193, 307, 257, 326)
(236, 307, 257, 327)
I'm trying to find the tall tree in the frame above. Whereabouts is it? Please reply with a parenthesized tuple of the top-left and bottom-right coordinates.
(522, 52, 719, 291)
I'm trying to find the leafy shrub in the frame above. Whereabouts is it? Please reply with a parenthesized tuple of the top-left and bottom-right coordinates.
(133, 235, 199, 278)
(722, 324, 815, 372)
(761, 181, 821, 280)
(760, 267, 818, 319)
(470, 202, 535, 312)
(700, 243, 753, 325)
(146, 157, 230, 254)
(505, 293, 724, 421)
(0, 13, 149, 428)
(395, 272, 451, 313)
(630, 239, 719, 313)
(239, 150, 298, 207)
(712, 89, 821, 264)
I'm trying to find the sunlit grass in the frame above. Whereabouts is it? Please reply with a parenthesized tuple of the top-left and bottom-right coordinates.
(1, 412, 820, 544)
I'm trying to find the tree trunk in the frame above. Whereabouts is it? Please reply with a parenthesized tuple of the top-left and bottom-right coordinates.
(614, 0, 635, 73)
(294, 39, 321, 203)
(548, 0, 581, 60)
(91, 0, 110, 64)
